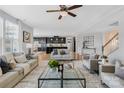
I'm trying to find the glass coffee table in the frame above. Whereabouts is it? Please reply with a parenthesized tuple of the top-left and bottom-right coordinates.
(38, 62, 86, 88)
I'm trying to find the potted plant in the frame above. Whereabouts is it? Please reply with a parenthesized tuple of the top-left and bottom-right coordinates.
(48, 59, 59, 71)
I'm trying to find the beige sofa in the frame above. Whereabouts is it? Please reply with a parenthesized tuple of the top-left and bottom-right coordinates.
(99, 63, 124, 88)
(0, 53, 38, 88)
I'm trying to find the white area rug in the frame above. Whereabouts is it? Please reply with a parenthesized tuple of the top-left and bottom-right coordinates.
(15, 60, 106, 88)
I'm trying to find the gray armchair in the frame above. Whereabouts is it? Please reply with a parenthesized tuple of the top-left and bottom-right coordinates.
(83, 54, 99, 73)
(90, 59, 99, 73)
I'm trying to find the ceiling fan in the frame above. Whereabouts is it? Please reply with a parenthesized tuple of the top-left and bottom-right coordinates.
(46, 5, 83, 20)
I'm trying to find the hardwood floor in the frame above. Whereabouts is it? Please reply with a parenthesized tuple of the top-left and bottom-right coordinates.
(15, 60, 106, 88)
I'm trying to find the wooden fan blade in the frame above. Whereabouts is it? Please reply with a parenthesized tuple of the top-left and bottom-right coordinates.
(68, 5, 83, 10)
(46, 10, 61, 12)
(58, 15, 62, 20)
(68, 12, 77, 17)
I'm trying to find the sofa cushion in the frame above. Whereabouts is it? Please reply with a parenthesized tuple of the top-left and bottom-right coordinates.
(0, 59, 10, 74)
(0, 71, 18, 87)
(16, 63, 30, 75)
(10, 67, 24, 74)
(51, 55, 62, 59)
(29, 54, 38, 59)
(15, 54, 28, 63)
(0, 67, 2, 77)
(28, 59, 37, 67)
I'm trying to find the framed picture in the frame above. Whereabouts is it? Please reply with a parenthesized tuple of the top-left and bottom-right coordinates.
(23, 31, 31, 43)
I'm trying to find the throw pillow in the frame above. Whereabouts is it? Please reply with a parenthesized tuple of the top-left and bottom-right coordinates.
(0, 67, 2, 77)
(8, 58, 16, 69)
(11, 56, 16, 64)
(4, 53, 14, 63)
(0, 59, 10, 74)
(60, 50, 66, 55)
(15, 54, 28, 63)
(53, 49, 58, 55)
(0, 56, 7, 63)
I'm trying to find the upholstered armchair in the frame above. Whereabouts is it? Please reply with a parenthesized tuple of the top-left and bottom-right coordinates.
(83, 54, 99, 73)
(89, 59, 99, 73)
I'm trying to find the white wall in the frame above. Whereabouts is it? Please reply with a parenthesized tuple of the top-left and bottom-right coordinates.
(19, 21, 33, 54)
(33, 28, 78, 37)
(108, 21, 124, 63)
(0, 17, 3, 55)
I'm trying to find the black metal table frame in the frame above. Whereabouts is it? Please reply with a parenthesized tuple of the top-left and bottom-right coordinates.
(38, 64, 86, 88)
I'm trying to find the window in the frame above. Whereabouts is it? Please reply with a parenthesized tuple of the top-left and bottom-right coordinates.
(4, 20, 19, 53)
(0, 17, 3, 55)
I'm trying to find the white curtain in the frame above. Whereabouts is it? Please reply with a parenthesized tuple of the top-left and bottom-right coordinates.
(0, 17, 3, 55)
(4, 20, 19, 53)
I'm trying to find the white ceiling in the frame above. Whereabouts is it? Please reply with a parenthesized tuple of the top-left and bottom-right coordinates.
(0, 5, 124, 36)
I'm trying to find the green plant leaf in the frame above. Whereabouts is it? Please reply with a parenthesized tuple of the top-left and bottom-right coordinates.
(48, 59, 59, 68)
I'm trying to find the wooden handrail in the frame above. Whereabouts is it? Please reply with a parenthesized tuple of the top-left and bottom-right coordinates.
(103, 33, 119, 48)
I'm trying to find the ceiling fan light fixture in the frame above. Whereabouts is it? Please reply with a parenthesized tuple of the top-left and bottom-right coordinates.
(60, 11, 68, 16)
(46, 5, 83, 20)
